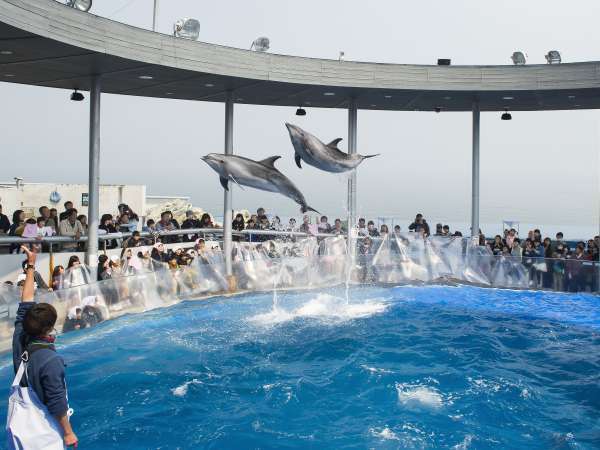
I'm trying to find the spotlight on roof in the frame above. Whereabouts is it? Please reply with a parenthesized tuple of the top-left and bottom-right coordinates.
(437, 58, 451, 66)
(501, 108, 512, 121)
(434, 107, 441, 113)
(295, 107, 306, 116)
(66, 0, 92, 12)
(250, 37, 270, 52)
(173, 18, 200, 41)
(70, 90, 84, 101)
(511, 51, 526, 65)
(545, 50, 561, 64)
(339, 51, 345, 62)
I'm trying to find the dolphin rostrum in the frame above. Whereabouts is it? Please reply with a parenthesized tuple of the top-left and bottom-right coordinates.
(201, 153, 319, 213)
(285, 123, 378, 173)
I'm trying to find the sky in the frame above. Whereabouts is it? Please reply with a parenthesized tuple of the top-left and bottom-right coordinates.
(0, 0, 598, 236)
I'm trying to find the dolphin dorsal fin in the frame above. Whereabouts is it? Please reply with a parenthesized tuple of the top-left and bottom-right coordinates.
(259, 156, 281, 168)
(327, 138, 343, 150)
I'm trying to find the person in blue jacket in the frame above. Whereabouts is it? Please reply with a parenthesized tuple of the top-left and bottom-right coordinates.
(12, 246, 78, 448)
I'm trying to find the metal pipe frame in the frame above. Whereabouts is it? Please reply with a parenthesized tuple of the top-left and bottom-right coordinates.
(223, 91, 234, 277)
(86, 75, 101, 278)
(152, 0, 159, 32)
(471, 101, 481, 242)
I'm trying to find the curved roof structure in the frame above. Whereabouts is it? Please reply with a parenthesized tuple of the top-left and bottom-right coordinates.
(1, 0, 600, 111)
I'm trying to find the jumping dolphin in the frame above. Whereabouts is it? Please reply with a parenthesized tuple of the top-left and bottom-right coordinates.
(285, 123, 378, 173)
(201, 153, 319, 213)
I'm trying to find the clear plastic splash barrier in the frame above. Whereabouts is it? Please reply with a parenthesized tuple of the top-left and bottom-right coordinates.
(0, 234, 597, 350)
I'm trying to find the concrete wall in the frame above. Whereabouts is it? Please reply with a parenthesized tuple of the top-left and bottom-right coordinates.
(0, 183, 146, 219)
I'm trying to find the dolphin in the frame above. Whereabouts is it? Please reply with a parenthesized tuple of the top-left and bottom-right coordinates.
(285, 123, 379, 173)
(201, 153, 319, 213)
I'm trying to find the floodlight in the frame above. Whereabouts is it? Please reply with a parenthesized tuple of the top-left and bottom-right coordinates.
(437, 58, 451, 65)
(545, 50, 561, 64)
(295, 107, 306, 116)
(70, 90, 84, 101)
(339, 51, 345, 61)
(501, 108, 512, 121)
(173, 18, 200, 41)
(66, 0, 92, 12)
(511, 51, 526, 65)
(251, 37, 270, 52)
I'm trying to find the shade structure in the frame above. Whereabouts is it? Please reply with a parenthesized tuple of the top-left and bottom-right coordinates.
(0, 0, 599, 112)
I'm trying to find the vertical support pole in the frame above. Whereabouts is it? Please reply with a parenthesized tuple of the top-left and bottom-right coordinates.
(471, 101, 480, 244)
(223, 91, 235, 290)
(152, 0, 159, 31)
(347, 98, 358, 233)
(86, 75, 101, 279)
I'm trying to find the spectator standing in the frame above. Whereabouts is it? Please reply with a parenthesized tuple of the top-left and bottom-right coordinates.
(59, 201, 74, 222)
(318, 216, 331, 234)
(331, 219, 345, 236)
(99, 214, 118, 249)
(182, 210, 202, 242)
(38, 206, 57, 232)
(0, 204, 11, 234)
(232, 213, 245, 242)
(10, 246, 78, 449)
(357, 218, 368, 236)
(51, 266, 64, 291)
(8, 210, 25, 254)
(156, 211, 181, 244)
(59, 209, 84, 252)
(408, 214, 430, 236)
(367, 221, 380, 237)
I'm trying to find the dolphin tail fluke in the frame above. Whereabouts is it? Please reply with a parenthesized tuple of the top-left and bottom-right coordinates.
(301, 205, 320, 214)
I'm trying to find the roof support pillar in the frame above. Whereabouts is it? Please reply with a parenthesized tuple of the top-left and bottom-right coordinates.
(152, 0, 159, 31)
(86, 75, 101, 278)
(347, 98, 358, 233)
(471, 100, 480, 243)
(223, 91, 234, 283)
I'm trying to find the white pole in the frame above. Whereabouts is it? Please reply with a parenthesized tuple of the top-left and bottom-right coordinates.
(471, 101, 480, 243)
(86, 75, 101, 278)
(347, 99, 358, 231)
(223, 92, 234, 282)
(152, 0, 159, 32)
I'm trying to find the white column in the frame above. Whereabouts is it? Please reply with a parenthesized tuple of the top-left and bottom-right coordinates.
(471, 101, 480, 242)
(86, 75, 101, 277)
(152, 0, 159, 31)
(223, 92, 234, 278)
(347, 99, 358, 231)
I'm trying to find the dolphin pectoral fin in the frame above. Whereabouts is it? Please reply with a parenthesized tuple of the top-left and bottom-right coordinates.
(295, 154, 303, 169)
(327, 138, 343, 150)
(220, 177, 229, 191)
(228, 174, 245, 191)
(259, 156, 281, 168)
(361, 153, 380, 159)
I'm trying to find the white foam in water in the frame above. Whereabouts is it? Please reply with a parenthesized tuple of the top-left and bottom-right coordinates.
(248, 293, 389, 326)
(171, 379, 202, 397)
(396, 382, 444, 409)
(369, 426, 399, 441)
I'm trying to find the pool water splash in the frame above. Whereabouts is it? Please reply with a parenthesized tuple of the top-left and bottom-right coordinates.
(248, 292, 389, 326)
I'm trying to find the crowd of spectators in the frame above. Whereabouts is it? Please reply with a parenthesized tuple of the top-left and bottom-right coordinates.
(1, 203, 599, 294)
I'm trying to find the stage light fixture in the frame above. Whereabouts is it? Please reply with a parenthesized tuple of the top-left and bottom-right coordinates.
(70, 90, 84, 101)
(501, 108, 512, 120)
(511, 51, 526, 65)
(251, 37, 270, 52)
(173, 18, 200, 40)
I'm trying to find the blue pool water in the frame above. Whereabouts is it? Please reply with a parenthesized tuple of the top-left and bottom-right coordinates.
(1, 285, 599, 449)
